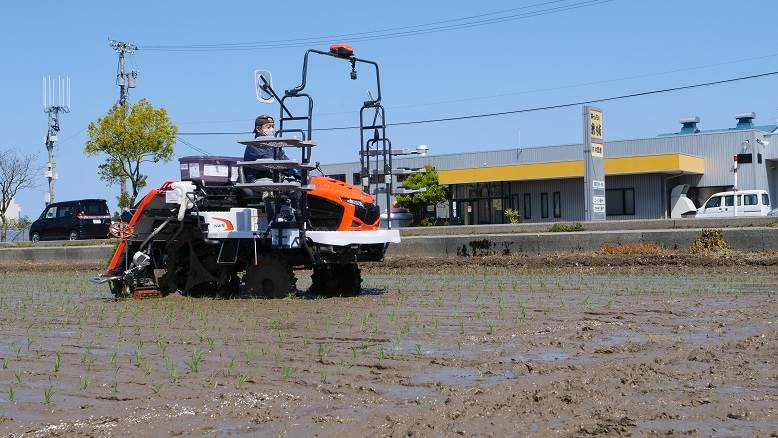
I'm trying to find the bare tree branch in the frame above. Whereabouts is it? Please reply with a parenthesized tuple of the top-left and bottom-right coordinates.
(0, 148, 40, 241)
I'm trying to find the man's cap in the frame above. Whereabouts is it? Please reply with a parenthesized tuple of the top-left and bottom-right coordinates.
(255, 115, 274, 127)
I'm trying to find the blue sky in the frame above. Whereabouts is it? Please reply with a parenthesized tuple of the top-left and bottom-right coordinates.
(2, 0, 778, 216)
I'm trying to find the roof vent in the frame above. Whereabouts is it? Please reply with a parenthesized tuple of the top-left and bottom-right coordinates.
(679, 116, 700, 134)
(735, 112, 756, 129)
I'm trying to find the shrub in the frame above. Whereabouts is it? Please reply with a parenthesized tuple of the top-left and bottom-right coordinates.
(689, 229, 731, 254)
(504, 209, 520, 224)
(411, 217, 434, 227)
(548, 222, 585, 232)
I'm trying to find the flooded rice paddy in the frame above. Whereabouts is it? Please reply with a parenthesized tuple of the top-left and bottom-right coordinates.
(0, 264, 776, 436)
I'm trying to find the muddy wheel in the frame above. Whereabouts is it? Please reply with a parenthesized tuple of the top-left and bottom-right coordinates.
(309, 264, 362, 297)
(217, 272, 241, 299)
(108, 279, 130, 300)
(244, 256, 295, 298)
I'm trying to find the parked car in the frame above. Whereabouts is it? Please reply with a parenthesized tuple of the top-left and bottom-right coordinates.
(29, 199, 111, 242)
(695, 190, 771, 218)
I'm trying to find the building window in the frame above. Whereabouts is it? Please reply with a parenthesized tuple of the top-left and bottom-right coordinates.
(523, 194, 531, 220)
(736, 153, 753, 164)
(541, 193, 549, 218)
(352, 172, 361, 185)
(553, 192, 561, 218)
(328, 174, 346, 182)
(758, 153, 763, 164)
(606, 188, 635, 216)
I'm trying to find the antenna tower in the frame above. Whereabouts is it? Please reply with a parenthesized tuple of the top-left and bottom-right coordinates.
(42, 76, 71, 205)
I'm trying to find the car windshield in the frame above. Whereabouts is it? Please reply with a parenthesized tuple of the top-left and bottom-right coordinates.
(705, 196, 721, 208)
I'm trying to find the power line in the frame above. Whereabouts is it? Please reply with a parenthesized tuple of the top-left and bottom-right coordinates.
(175, 135, 212, 155)
(174, 50, 778, 125)
(143, 0, 574, 49)
(139, 0, 613, 52)
(177, 69, 778, 135)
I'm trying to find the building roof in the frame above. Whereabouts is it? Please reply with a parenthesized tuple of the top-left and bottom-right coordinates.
(659, 124, 777, 136)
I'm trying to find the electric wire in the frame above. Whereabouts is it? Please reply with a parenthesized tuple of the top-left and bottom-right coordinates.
(175, 135, 212, 155)
(142, 0, 574, 49)
(174, 51, 778, 125)
(139, 0, 613, 52)
(177, 69, 778, 135)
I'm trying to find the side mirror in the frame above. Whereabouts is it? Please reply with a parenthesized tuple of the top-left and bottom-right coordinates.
(254, 70, 275, 104)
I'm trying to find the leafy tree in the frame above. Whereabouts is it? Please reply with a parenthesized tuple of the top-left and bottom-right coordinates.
(0, 149, 38, 242)
(84, 98, 177, 208)
(394, 165, 448, 222)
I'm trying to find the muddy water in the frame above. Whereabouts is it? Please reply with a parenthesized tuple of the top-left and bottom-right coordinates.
(0, 265, 776, 436)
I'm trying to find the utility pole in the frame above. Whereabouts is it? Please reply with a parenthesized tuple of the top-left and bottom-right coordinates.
(42, 76, 71, 205)
(108, 39, 138, 207)
(109, 39, 138, 106)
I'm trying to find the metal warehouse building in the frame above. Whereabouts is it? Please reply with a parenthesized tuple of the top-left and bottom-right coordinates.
(320, 113, 777, 224)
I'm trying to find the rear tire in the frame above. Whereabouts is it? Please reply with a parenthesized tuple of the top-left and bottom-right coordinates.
(31, 232, 40, 243)
(244, 256, 296, 298)
(68, 230, 79, 241)
(108, 280, 130, 300)
(310, 264, 362, 297)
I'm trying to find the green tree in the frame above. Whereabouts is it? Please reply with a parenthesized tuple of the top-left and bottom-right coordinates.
(84, 99, 177, 208)
(394, 165, 448, 223)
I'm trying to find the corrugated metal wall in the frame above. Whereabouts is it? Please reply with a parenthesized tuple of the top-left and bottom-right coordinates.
(319, 128, 775, 220)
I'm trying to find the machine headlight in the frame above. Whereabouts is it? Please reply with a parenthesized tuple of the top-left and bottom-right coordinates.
(341, 198, 365, 208)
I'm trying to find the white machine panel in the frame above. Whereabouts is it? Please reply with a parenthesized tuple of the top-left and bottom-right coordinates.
(199, 208, 258, 238)
(306, 230, 401, 246)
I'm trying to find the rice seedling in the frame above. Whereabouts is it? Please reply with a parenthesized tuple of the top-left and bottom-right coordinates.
(169, 365, 179, 384)
(15, 369, 23, 385)
(319, 370, 328, 384)
(224, 358, 236, 377)
(1, 357, 7, 370)
(7, 386, 14, 403)
(133, 350, 143, 368)
(243, 346, 254, 365)
(415, 344, 423, 357)
(52, 351, 62, 373)
(236, 372, 248, 389)
(187, 349, 204, 373)
(79, 376, 90, 391)
(281, 367, 293, 380)
(43, 385, 54, 404)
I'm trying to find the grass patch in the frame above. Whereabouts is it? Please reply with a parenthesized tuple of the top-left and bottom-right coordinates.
(689, 229, 731, 254)
(767, 220, 778, 228)
(599, 242, 670, 256)
(548, 222, 585, 232)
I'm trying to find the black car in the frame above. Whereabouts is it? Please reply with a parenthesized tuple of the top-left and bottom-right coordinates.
(30, 199, 111, 242)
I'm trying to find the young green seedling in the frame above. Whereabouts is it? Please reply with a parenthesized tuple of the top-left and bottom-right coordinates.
(43, 385, 54, 404)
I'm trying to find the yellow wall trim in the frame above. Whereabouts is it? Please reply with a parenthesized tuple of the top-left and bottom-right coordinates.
(438, 153, 704, 185)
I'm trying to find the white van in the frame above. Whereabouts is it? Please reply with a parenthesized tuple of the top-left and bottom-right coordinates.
(696, 190, 771, 218)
